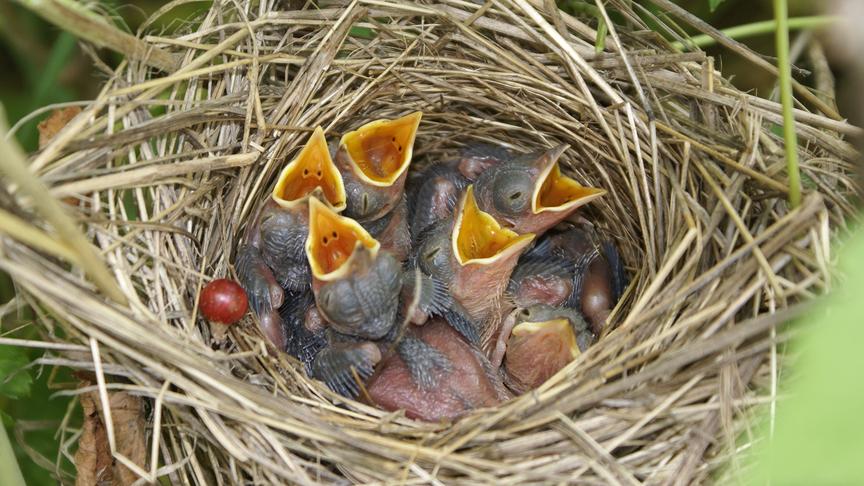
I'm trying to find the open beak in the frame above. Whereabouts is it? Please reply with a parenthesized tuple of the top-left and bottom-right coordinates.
(339, 112, 422, 187)
(530, 144, 605, 215)
(504, 318, 581, 394)
(306, 197, 379, 282)
(453, 186, 535, 266)
(449, 185, 534, 333)
(510, 319, 581, 360)
(272, 126, 346, 210)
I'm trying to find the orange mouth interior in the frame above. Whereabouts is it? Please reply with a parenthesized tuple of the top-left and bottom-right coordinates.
(534, 163, 605, 212)
(454, 186, 534, 265)
(341, 112, 421, 185)
(306, 198, 379, 278)
(273, 127, 345, 209)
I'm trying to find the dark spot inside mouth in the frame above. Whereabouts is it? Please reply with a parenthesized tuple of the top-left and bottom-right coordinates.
(323, 236, 329, 244)
(331, 231, 338, 239)
(303, 168, 309, 176)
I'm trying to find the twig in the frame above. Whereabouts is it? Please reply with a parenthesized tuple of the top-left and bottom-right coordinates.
(50, 152, 259, 198)
(0, 207, 81, 264)
(0, 108, 127, 305)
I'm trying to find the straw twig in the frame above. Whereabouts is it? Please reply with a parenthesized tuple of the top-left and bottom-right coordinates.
(0, 110, 126, 305)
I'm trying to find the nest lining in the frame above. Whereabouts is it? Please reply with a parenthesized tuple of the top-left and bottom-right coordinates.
(2, 0, 860, 484)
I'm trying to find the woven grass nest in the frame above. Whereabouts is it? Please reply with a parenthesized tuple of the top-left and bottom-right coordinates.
(3, 0, 861, 484)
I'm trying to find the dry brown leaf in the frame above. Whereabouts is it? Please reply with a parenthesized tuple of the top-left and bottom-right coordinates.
(38, 106, 84, 207)
(74, 389, 147, 486)
(75, 391, 114, 486)
(37, 106, 82, 149)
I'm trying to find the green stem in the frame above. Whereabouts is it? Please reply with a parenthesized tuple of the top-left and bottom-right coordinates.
(0, 424, 26, 486)
(774, 0, 801, 208)
(595, 16, 608, 53)
(672, 15, 837, 51)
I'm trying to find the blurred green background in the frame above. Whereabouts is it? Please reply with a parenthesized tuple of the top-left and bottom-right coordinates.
(1, 0, 860, 484)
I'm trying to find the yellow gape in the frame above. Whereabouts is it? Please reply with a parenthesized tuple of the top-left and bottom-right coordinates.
(454, 186, 535, 265)
(306, 198, 379, 281)
(272, 126, 346, 210)
(532, 158, 605, 214)
(340, 112, 422, 186)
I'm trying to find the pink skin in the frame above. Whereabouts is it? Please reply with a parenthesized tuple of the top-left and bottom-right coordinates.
(512, 274, 572, 308)
(581, 257, 614, 335)
(365, 319, 505, 422)
(503, 323, 577, 395)
(305, 306, 327, 333)
(490, 310, 519, 368)
(458, 155, 502, 180)
(259, 310, 286, 350)
(450, 236, 533, 351)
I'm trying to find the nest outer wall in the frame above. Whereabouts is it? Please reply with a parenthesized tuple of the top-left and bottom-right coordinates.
(2, 0, 860, 484)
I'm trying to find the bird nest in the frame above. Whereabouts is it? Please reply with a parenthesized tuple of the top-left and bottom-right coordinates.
(2, 0, 860, 484)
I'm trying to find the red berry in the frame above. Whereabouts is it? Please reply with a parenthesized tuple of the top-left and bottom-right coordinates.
(200, 279, 248, 324)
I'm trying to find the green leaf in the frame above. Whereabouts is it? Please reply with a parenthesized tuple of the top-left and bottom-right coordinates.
(746, 226, 864, 484)
(33, 31, 77, 107)
(349, 26, 375, 39)
(0, 346, 32, 400)
(709, 0, 726, 12)
(0, 410, 12, 428)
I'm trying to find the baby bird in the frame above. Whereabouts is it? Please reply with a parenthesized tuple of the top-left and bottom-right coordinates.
(315, 245, 402, 341)
(527, 221, 626, 335)
(499, 304, 593, 395)
(305, 196, 380, 292)
(279, 290, 327, 372)
(406, 161, 468, 244)
(304, 199, 451, 398)
(507, 253, 576, 309)
(335, 112, 422, 222)
(406, 143, 510, 242)
(365, 318, 509, 422)
(412, 185, 535, 348)
(237, 126, 346, 348)
(473, 144, 605, 235)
